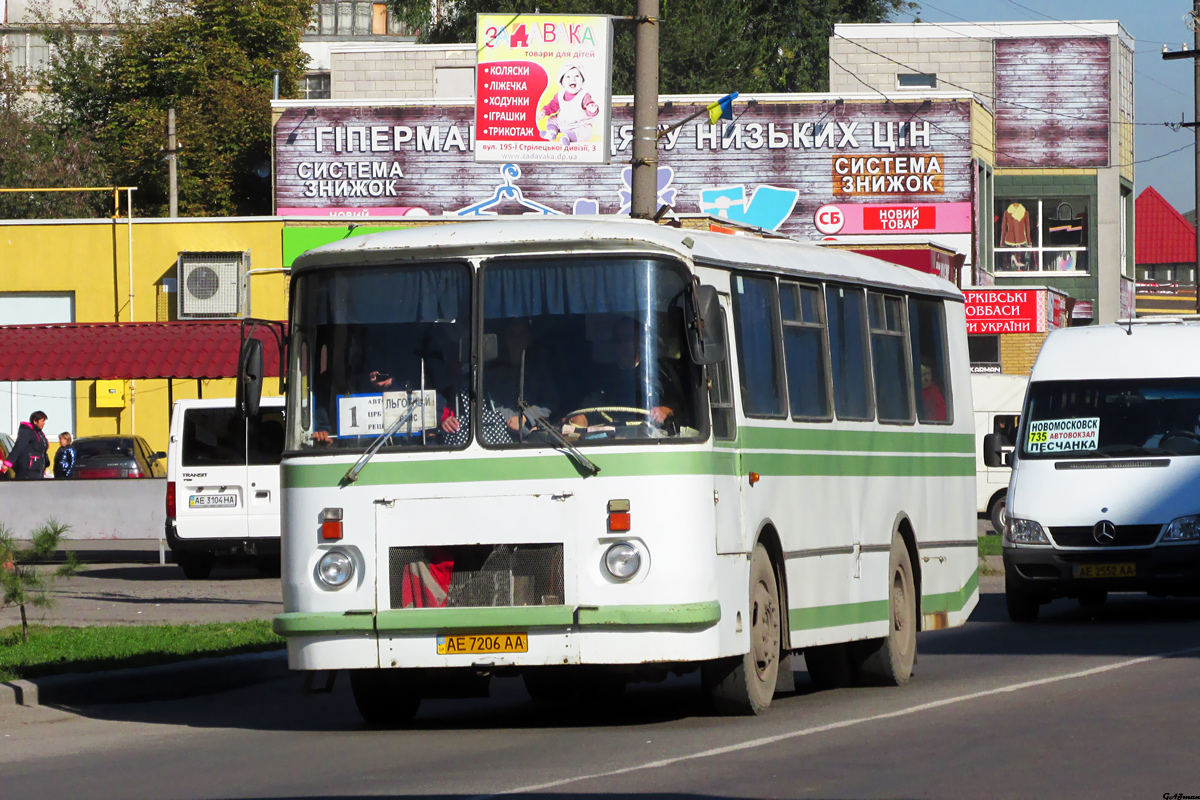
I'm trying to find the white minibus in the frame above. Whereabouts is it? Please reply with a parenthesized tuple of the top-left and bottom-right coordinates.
(1003, 319, 1200, 620)
(165, 397, 285, 579)
(262, 217, 979, 721)
(973, 373, 1026, 533)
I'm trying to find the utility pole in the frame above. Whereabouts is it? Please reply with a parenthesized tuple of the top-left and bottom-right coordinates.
(630, 0, 659, 219)
(1163, 1, 1200, 312)
(167, 108, 178, 218)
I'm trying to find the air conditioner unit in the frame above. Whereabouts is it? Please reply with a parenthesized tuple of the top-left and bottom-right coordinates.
(177, 251, 247, 319)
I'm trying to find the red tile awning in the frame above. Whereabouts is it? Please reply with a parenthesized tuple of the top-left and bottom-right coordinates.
(0, 322, 284, 381)
(1136, 186, 1196, 265)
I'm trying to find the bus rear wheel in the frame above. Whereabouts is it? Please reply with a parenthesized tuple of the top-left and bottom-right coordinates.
(703, 544, 780, 715)
(349, 669, 421, 725)
(854, 535, 917, 686)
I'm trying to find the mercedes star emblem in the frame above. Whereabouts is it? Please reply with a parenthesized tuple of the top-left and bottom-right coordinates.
(1093, 520, 1117, 545)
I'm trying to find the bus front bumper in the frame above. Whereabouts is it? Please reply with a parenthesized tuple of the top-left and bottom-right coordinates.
(1003, 543, 1200, 598)
(273, 602, 724, 670)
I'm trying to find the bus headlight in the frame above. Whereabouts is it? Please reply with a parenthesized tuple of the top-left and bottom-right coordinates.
(604, 542, 642, 580)
(1005, 518, 1049, 546)
(317, 550, 354, 587)
(1162, 515, 1200, 543)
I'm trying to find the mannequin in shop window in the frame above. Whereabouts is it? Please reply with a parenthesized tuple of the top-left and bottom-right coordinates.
(1000, 202, 1032, 248)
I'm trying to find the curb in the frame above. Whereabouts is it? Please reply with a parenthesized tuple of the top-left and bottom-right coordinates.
(0, 649, 288, 709)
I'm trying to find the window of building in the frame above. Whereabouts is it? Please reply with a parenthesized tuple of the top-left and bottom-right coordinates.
(868, 292, 912, 424)
(299, 72, 331, 100)
(968, 334, 1001, 372)
(897, 72, 937, 89)
(779, 281, 831, 420)
(909, 297, 951, 423)
(732, 274, 787, 418)
(309, 1, 404, 35)
(2, 32, 51, 72)
(826, 285, 873, 421)
(995, 197, 1089, 273)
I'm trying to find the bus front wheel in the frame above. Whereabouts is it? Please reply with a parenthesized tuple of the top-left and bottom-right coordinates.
(349, 669, 421, 725)
(703, 544, 780, 715)
(854, 535, 917, 686)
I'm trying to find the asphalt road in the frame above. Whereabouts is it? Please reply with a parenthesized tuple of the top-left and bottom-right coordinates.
(3, 576, 1199, 800)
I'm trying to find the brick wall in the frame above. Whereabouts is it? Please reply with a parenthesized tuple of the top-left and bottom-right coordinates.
(331, 45, 474, 99)
(829, 36, 993, 97)
(1000, 332, 1049, 375)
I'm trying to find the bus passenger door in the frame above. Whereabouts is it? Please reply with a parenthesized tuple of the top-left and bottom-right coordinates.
(711, 299, 747, 554)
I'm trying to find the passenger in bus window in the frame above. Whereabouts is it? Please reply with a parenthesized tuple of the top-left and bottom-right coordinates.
(919, 358, 947, 422)
(485, 318, 558, 434)
(568, 317, 685, 431)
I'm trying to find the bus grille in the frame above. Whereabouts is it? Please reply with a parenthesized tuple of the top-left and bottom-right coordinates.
(1048, 525, 1162, 548)
(389, 544, 564, 609)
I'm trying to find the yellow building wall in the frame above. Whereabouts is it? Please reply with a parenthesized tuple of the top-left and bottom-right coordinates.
(0, 218, 288, 456)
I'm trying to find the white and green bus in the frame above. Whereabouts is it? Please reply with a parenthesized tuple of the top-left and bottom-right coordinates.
(263, 217, 978, 721)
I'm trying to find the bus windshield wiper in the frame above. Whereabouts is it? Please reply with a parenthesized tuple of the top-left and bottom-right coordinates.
(342, 405, 416, 485)
(518, 400, 600, 476)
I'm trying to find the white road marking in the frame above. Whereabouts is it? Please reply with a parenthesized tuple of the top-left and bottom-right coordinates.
(470, 642, 1200, 798)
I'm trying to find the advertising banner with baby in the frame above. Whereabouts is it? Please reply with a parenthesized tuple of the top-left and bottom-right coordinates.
(475, 14, 613, 165)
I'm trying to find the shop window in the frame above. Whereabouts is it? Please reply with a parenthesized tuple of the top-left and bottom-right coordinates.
(868, 292, 913, 424)
(968, 334, 1001, 371)
(995, 197, 1089, 273)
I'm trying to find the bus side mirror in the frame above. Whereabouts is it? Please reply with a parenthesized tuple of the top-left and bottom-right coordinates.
(238, 337, 264, 418)
(983, 433, 1005, 468)
(685, 283, 726, 366)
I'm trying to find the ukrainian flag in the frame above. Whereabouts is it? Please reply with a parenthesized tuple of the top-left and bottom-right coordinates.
(707, 92, 738, 125)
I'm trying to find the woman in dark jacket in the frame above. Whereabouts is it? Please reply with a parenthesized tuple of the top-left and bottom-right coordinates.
(4, 411, 50, 480)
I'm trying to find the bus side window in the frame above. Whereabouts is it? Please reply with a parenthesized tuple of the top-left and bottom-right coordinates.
(779, 281, 832, 420)
(731, 274, 787, 418)
(868, 292, 913, 424)
(825, 285, 873, 421)
(908, 297, 952, 424)
(709, 308, 736, 440)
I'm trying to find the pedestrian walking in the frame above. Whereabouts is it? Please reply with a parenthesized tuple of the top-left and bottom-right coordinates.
(3, 411, 50, 480)
(53, 431, 76, 479)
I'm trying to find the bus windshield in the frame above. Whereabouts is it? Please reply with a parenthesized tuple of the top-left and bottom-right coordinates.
(1021, 378, 1200, 459)
(288, 263, 472, 452)
(480, 256, 702, 446)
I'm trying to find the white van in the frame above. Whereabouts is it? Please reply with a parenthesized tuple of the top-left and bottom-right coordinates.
(165, 397, 285, 579)
(972, 374, 1027, 533)
(1001, 320, 1200, 621)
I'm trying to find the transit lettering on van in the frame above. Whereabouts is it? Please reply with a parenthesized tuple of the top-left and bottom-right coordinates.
(1026, 417, 1099, 453)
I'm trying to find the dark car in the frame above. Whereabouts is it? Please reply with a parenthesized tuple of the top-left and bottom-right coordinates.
(71, 435, 167, 479)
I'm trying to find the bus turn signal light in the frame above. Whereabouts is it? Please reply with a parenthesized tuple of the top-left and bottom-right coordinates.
(748, 472, 760, 486)
(607, 499, 631, 532)
(321, 507, 344, 540)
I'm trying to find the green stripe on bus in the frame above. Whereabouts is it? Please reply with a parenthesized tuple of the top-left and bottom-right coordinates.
(922, 569, 980, 615)
(736, 426, 975, 454)
(376, 606, 575, 632)
(273, 611, 377, 636)
(789, 569, 978, 632)
(576, 602, 721, 628)
(284, 450, 971, 487)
